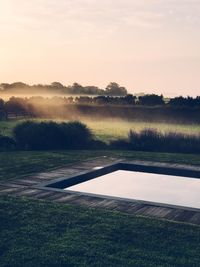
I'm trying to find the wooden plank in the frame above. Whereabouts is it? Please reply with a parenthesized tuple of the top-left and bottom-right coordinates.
(54, 194, 81, 203)
(0, 187, 23, 194)
(172, 210, 197, 223)
(115, 202, 145, 214)
(14, 179, 39, 186)
(33, 173, 63, 179)
(189, 213, 200, 225)
(144, 206, 172, 218)
(0, 182, 26, 188)
(14, 188, 43, 197)
(140, 206, 167, 217)
(134, 205, 152, 215)
(47, 192, 69, 201)
(0, 185, 10, 190)
(163, 209, 184, 221)
(33, 191, 59, 200)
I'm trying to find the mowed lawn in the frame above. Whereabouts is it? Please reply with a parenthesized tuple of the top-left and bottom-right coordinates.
(1, 195, 200, 267)
(1, 118, 200, 142)
(1, 150, 200, 266)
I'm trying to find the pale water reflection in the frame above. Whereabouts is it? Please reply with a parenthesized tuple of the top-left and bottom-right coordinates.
(66, 170, 200, 209)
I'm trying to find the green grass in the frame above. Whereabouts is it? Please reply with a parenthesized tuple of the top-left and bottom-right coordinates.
(1, 118, 200, 142)
(1, 150, 200, 266)
(1, 119, 200, 267)
(1, 150, 200, 182)
(85, 119, 200, 142)
(0, 120, 21, 137)
(0, 195, 200, 267)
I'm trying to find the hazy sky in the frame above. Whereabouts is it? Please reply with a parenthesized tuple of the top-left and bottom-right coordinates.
(0, 0, 200, 96)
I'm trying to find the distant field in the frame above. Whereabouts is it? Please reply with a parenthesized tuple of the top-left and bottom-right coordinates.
(0, 120, 20, 137)
(1, 118, 200, 142)
(85, 119, 200, 142)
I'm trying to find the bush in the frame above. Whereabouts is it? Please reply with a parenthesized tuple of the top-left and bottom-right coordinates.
(128, 128, 200, 154)
(163, 132, 200, 153)
(109, 139, 131, 150)
(0, 135, 16, 151)
(129, 128, 162, 151)
(13, 121, 94, 150)
(58, 121, 93, 149)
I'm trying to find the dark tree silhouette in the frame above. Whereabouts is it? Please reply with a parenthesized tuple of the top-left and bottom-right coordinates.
(0, 81, 129, 96)
(51, 82, 64, 89)
(138, 94, 164, 106)
(105, 82, 128, 96)
(0, 99, 7, 120)
(168, 96, 200, 107)
(123, 94, 137, 105)
(5, 97, 29, 118)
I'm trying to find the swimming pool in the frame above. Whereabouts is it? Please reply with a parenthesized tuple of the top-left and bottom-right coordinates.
(66, 170, 200, 209)
(37, 162, 200, 210)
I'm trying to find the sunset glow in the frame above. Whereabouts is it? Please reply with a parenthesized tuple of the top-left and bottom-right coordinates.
(0, 0, 200, 96)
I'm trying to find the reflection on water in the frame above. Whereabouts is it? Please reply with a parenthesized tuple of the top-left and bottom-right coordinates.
(66, 170, 200, 209)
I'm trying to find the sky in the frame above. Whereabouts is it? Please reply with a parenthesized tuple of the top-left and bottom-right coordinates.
(0, 0, 200, 96)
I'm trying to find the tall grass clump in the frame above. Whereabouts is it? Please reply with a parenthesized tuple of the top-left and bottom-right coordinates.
(128, 128, 200, 154)
(129, 128, 162, 151)
(13, 121, 93, 150)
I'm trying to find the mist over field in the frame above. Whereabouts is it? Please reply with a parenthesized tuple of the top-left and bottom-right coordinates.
(0, 82, 128, 100)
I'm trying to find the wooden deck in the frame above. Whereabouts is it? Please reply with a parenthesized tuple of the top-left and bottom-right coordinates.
(1, 156, 200, 226)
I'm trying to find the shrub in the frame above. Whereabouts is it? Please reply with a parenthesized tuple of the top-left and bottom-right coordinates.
(0, 135, 16, 151)
(128, 128, 200, 154)
(129, 128, 162, 151)
(109, 139, 131, 150)
(89, 139, 108, 150)
(13, 121, 93, 150)
(163, 132, 200, 153)
(58, 121, 93, 149)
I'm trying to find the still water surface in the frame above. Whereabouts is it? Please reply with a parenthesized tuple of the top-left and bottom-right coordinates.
(66, 170, 200, 209)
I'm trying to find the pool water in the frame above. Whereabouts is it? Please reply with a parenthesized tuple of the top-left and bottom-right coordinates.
(65, 170, 200, 209)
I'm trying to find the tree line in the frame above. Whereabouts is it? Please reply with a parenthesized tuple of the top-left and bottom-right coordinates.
(0, 82, 128, 96)
(0, 94, 200, 121)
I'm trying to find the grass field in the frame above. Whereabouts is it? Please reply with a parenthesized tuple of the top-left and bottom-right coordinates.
(1, 118, 200, 142)
(1, 195, 200, 267)
(85, 119, 200, 142)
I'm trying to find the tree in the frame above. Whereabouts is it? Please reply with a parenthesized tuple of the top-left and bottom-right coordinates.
(51, 82, 64, 89)
(123, 94, 136, 105)
(8, 82, 27, 89)
(105, 82, 128, 96)
(69, 83, 84, 94)
(0, 99, 7, 120)
(168, 96, 200, 107)
(0, 83, 10, 90)
(138, 94, 164, 106)
(75, 96, 93, 105)
(84, 86, 103, 95)
(5, 97, 28, 118)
